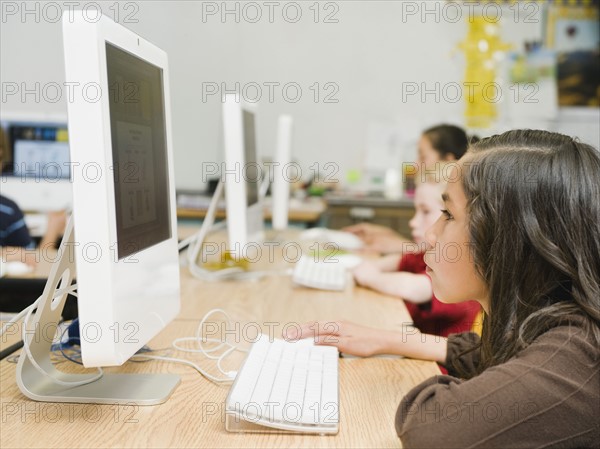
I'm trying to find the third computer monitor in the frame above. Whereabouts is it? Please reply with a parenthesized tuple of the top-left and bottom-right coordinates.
(222, 95, 264, 259)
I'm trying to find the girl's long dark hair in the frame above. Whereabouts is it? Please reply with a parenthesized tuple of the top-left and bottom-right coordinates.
(462, 130, 600, 372)
(423, 124, 475, 160)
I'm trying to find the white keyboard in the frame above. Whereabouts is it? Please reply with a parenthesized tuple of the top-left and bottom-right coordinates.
(225, 334, 339, 434)
(292, 256, 347, 291)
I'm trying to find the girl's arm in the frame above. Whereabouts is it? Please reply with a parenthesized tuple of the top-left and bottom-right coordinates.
(342, 222, 397, 238)
(286, 320, 447, 363)
(39, 211, 66, 251)
(396, 324, 597, 448)
(353, 264, 433, 304)
(1, 246, 37, 267)
(371, 254, 403, 272)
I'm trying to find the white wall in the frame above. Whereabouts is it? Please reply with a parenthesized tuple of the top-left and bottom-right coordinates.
(1, 1, 598, 190)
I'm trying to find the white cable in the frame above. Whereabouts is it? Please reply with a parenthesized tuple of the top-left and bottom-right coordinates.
(135, 308, 249, 384)
(172, 337, 230, 354)
(187, 181, 226, 268)
(259, 174, 270, 200)
(195, 308, 233, 356)
(21, 302, 102, 387)
(180, 308, 247, 378)
(20, 284, 103, 388)
(216, 345, 238, 378)
(182, 179, 289, 282)
(129, 354, 233, 384)
(178, 233, 196, 251)
(184, 181, 263, 282)
(0, 302, 36, 339)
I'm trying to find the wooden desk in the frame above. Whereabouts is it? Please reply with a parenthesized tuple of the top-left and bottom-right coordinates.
(324, 194, 415, 237)
(177, 197, 326, 227)
(1, 234, 440, 448)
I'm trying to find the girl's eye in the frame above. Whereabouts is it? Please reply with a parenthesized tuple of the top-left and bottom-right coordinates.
(441, 209, 453, 221)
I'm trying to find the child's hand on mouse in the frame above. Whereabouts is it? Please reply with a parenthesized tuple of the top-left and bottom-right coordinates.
(1, 247, 38, 268)
(284, 320, 385, 357)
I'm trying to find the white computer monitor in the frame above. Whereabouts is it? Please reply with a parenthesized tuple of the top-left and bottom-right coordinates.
(15, 12, 181, 405)
(271, 115, 293, 230)
(222, 95, 264, 258)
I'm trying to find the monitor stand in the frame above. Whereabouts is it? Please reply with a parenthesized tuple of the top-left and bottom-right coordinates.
(16, 217, 180, 405)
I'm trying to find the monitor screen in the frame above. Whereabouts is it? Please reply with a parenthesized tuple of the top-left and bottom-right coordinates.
(106, 43, 171, 259)
(243, 109, 259, 206)
(2, 123, 70, 178)
(13, 140, 70, 179)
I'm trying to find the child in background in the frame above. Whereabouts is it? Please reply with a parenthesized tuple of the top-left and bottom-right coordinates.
(290, 130, 599, 448)
(352, 175, 480, 337)
(345, 124, 476, 254)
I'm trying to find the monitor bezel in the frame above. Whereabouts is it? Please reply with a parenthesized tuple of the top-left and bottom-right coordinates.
(222, 95, 264, 259)
(63, 12, 180, 367)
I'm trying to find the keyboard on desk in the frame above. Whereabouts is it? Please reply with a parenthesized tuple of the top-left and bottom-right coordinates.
(225, 334, 339, 434)
(292, 255, 347, 291)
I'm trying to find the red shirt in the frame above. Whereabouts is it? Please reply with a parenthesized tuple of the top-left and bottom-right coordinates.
(399, 252, 480, 337)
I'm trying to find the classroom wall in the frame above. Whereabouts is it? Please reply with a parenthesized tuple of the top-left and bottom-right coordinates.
(1, 1, 598, 190)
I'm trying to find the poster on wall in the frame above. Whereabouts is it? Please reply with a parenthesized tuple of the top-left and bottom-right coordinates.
(546, 5, 600, 107)
(506, 47, 558, 121)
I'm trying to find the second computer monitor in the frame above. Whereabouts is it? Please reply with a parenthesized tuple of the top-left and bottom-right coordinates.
(222, 96, 264, 259)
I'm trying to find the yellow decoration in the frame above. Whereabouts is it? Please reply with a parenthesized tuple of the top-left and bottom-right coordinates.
(457, 16, 512, 128)
(203, 250, 251, 270)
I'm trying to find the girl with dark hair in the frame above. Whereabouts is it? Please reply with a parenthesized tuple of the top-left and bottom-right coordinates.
(345, 124, 476, 254)
(420, 123, 478, 167)
(290, 130, 599, 447)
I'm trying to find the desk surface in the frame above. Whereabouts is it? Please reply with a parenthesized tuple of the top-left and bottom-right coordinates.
(177, 196, 326, 225)
(1, 232, 439, 448)
(324, 192, 415, 208)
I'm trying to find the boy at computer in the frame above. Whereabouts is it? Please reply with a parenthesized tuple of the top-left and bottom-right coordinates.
(0, 127, 66, 268)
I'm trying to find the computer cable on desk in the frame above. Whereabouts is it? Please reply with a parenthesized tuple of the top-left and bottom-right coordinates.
(0, 341, 24, 360)
(7, 297, 248, 385)
(181, 180, 287, 282)
(131, 308, 247, 384)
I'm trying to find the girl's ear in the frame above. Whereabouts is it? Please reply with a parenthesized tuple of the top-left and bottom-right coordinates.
(444, 154, 455, 161)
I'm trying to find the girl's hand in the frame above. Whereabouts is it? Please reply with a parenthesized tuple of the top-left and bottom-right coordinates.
(342, 222, 396, 239)
(283, 320, 386, 357)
